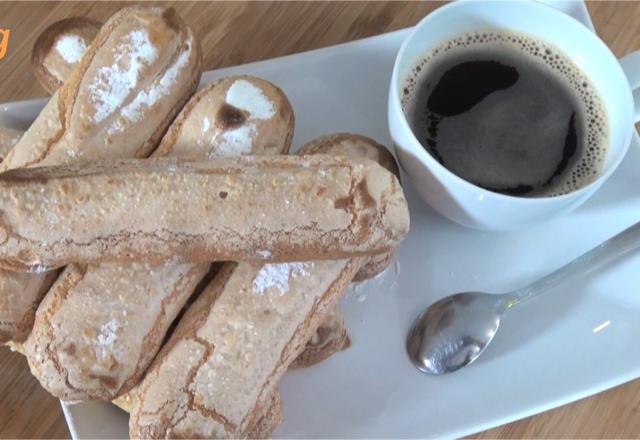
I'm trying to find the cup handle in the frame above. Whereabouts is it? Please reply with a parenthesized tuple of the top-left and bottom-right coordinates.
(619, 51, 640, 123)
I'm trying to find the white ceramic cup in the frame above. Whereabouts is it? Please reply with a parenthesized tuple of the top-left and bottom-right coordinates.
(389, 0, 640, 231)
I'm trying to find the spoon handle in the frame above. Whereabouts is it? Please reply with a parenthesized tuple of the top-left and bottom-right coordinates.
(504, 220, 640, 309)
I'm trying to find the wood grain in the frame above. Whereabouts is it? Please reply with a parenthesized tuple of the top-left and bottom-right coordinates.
(0, 2, 639, 439)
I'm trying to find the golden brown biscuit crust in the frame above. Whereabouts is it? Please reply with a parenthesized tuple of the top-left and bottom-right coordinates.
(0, 155, 408, 271)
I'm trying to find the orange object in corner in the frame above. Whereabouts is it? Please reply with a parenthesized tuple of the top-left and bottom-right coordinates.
(0, 29, 10, 60)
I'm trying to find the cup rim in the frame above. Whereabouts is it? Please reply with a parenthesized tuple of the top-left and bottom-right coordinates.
(390, 0, 635, 205)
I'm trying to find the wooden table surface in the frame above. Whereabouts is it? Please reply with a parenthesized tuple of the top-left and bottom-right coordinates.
(1, 1, 639, 438)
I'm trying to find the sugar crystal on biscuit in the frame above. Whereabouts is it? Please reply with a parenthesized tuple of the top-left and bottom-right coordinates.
(226, 79, 275, 120)
(55, 34, 87, 64)
(252, 262, 311, 295)
(89, 29, 158, 122)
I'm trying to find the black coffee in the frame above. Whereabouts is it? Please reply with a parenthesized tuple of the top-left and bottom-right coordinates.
(402, 31, 608, 197)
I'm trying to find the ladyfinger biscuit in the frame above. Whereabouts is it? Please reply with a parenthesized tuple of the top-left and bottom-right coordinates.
(0, 156, 409, 271)
(155, 75, 294, 159)
(24, 76, 294, 401)
(298, 133, 400, 281)
(129, 258, 366, 438)
(0, 127, 23, 162)
(24, 262, 211, 400)
(1, 6, 201, 171)
(0, 6, 202, 344)
(32, 17, 101, 94)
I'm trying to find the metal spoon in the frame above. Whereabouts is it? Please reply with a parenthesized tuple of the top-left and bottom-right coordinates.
(407, 220, 640, 375)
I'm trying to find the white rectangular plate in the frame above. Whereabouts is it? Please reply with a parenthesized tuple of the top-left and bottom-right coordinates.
(3, 1, 639, 438)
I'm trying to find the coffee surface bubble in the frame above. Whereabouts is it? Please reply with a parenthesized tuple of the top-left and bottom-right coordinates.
(401, 31, 608, 197)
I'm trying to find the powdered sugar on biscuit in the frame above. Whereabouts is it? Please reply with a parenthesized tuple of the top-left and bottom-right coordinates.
(105, 119, 123, 137)
(212, 123, 255, 157)
(55, 34, 87, 63)
(226, 80, 275, 120)
(89, 29, 158, 122)
(121, 35, 193, 123)
(97, 319, 119, 347)
(252, 263, 311, 295)
(202, 116, 211, 133)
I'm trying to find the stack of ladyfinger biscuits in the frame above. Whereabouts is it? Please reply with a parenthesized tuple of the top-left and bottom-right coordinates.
(0, 6, 409, 439)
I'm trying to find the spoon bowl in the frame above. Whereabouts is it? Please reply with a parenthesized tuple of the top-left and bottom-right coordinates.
(407, 292, 503, 374)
